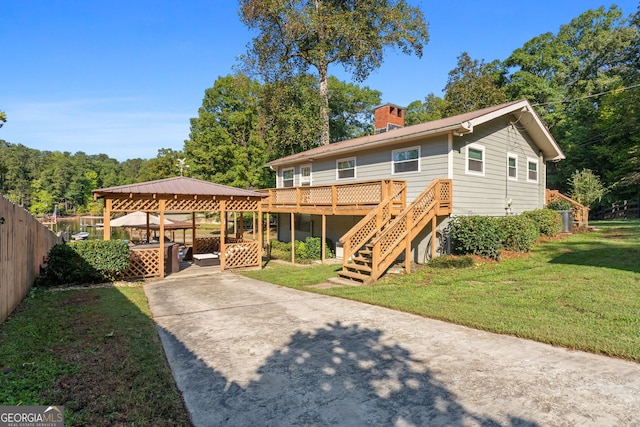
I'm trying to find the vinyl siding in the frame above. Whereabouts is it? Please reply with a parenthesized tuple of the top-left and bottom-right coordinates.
(276, 137, 449, 203)
(451, 117, 546, 216)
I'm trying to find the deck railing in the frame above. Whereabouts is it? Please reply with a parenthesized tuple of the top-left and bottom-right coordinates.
(369, 179, 452, 281)
(546, 190, 589, 228)
(260, 179, 405, 213)
(339, 182, 407, 264)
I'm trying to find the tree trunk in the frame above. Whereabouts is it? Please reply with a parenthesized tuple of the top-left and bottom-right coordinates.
(318, 64, 330, 146)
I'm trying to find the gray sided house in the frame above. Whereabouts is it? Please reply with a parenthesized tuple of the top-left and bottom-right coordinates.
(264, 99, 565, 282)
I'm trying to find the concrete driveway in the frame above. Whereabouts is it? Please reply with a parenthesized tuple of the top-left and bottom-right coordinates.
(144, 271, 640, 427)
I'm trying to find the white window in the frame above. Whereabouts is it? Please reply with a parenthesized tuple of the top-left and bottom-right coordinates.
(300, 164, 312, 186)
(392, 146, 420, 174)
(337, 157, 356, 180)
(466, 144, 485, 176)
(507, 153, 518, 180)
(282, 167, 294, 187)
(527, 158, 538, 182)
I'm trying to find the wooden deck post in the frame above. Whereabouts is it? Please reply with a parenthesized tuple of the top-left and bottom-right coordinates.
(191, 212, 196, 252)
(405, 210, 412, 274)
(290, 212, 295, 264)
(321, 214, 326, 264)
(257, 205, 263, 267)
(431, 215, 437, 260)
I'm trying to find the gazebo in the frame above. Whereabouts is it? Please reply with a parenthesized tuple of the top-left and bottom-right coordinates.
(93, 177, 267, 278)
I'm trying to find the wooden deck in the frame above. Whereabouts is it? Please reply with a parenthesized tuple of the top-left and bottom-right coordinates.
(259, 179, 406, 215)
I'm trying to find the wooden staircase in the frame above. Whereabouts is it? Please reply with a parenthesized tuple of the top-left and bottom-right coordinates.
(338, 179, 452, 284)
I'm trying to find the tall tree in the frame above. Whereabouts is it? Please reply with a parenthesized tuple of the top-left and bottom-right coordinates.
(0, 111, 6, 128)
(328, 76, 381, 142)
(239, 0, 429, 146)
(443, 52, 506, 116)
(503, 6, 638, 198)
(184, 74, 269, 188)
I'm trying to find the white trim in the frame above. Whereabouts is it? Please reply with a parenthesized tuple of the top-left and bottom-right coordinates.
(300, 164, 312, 186)
(391, 145, 421, 175)
(527, 157, 539, 183)
(507, 153, 518, 181)
(282, 167, 294, 188)
(336, 157, 356, 180)
(465, 143, 485, 176)
(447, 133, 454, 179)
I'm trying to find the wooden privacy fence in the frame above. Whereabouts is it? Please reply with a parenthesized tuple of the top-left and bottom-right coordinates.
(0, 195, 63, 324)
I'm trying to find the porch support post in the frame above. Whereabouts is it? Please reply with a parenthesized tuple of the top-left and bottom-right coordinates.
(431, 215, 437, 260)
(159, 199, 166, 278)
(321, 214, 326, 264)
(103, 198, 112, 241)
(405, 208, 412, 274)
(290, 212, 295, 264)
(220, 200, 226, 270)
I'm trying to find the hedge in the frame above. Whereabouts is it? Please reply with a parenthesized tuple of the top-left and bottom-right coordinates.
(448, 216, 503, 260)
(37, 240, 130, 287)
(500, 215, 539, 252)
(521, 209, 562, 237)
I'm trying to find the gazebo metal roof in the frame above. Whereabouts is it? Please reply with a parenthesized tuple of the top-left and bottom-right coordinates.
(93, 176, 266, 199)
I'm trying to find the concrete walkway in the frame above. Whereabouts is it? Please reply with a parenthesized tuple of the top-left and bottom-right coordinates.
(144, 271, 640, 427)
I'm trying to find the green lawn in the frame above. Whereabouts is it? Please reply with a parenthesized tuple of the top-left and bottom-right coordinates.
(0, 285, 191, 426)
(241, 220, 640, 361)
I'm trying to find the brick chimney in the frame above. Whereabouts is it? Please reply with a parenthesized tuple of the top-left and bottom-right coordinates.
(374, 103, 405, 134)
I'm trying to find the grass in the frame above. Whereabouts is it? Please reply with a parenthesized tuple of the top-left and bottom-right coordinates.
(239, 220, 640, 361)
(0, 285, 191, 426)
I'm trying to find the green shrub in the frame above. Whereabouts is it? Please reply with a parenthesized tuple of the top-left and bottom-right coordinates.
(37, 240, 130, 287)
(521, 209, 562, 237)
(448, 216, 503, 260)
(499, 215, 539, 252)
(268, 238, 335, 262)
(547, 200, 573, 211)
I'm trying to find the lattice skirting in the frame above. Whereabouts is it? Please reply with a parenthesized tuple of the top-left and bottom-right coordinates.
(195, 237, 220, 254)
(122, 248, 161, 278)
(223, 241, 261, 269)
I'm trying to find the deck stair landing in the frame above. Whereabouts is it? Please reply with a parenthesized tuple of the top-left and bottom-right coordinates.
(338, 179, 452, 284)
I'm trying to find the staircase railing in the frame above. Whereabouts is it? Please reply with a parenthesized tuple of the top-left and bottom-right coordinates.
(339, 181, 407, 264)
(546, 190, 589, 228)
(369, 179, 452, 281)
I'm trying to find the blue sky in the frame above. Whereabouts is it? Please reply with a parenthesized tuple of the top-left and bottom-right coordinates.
(1, 1, 638, 161)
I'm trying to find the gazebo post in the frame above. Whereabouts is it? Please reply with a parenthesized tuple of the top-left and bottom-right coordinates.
(146, 213, 151, 243)
(103, 199, 112, 241)
(159, 200, 166, 278)
(191, 212, 196, 253)
(257, 205, 263, 267)
(220, 200, 226, 271)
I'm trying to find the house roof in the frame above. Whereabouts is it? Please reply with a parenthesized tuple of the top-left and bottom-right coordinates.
(93, 176, 267, 199)
(266, 99, 565, 168)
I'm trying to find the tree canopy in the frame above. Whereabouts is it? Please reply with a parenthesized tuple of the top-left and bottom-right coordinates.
(239, 0, 429, 146)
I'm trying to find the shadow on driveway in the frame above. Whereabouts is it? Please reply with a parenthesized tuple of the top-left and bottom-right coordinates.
(158, 320, 536, 426)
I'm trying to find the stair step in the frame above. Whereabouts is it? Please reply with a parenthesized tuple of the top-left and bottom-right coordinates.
(338, 269, 370, 282)
(351, 256, 371, 264)
(344, 262, 372, 273)
(358, 249, 372, 256)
